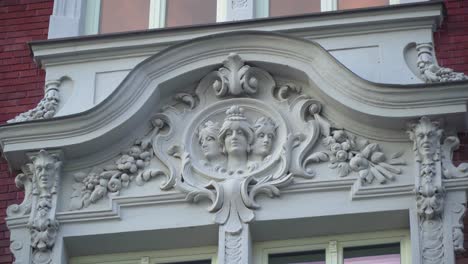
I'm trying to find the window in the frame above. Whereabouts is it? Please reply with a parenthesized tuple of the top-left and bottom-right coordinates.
(255, 0, 426, 18)
(69, 246, 218, 264)
(254, 230, 411, 264)
(85, 0, 222, 34)
(84, 0, 429, 35)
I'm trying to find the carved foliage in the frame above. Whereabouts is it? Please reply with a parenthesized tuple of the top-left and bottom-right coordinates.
(451, 201, 466, 254)
(441, 136, 468, 179)
(225, 232, 242, 264)
(211, 53, 261, 97)
(70, 125, 172, 210)
(408, 117, 446, 263)
(7, 80, 61, 124)
(308, 130, 405, 184)
(416, 43, 468, 83)
(7, 165, 34, 218)
(24, 150, 62, 264)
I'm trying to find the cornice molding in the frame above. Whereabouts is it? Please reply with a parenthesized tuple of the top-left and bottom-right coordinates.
(3, 31, 468, 169)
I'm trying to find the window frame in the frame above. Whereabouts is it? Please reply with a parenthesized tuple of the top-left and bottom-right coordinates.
(69, 245, 218, 264)
(255, 0, 402, 18)
(84, 0, 226, 35)
(253, 230, 411, 264)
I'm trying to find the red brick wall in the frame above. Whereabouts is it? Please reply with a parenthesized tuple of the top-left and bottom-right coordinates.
(0, 0, 53, 262)
(434, 0, 468, 75)
(433, 1, 468, 263)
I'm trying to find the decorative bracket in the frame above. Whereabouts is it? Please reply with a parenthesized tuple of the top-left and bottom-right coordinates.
(7, 80, 61, 124)
(416, 43, 468, 83)
(8, 150, 63, 264)
(409, 117, 468, 263)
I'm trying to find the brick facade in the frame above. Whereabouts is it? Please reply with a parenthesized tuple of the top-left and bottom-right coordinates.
(434, 1, 468, 262)
(0, 0, 52, 262)
(0, 0, 467, 263)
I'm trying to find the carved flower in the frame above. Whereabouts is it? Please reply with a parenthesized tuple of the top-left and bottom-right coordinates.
(116, 155, 137, 173)
(330, 143, 342, 154)
(83, 172, 100, 191)
(341, 141, 351, 151)
(332, 130, 347, 143)
(336, 150, 348, 162)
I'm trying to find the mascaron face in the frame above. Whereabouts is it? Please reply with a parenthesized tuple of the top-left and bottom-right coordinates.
(224, 125, 249, 156)
(252, 130, 274, 157)
(34, 159, 55, 193)
(200, 135, 222, 160)
(415, 126, 439, 157)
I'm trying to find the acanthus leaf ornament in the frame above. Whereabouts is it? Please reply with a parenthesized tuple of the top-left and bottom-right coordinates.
(211, 53, 261, 97)
(441, 136, 468, 179)
(7, 164, 34, 217)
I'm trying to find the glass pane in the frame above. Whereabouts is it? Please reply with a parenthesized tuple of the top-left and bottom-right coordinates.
(344, 243, 400, 264)
(338, 0, 389, 10)
(269, 250, 326, 264)
(100, 0, 150, 34)
(269, 0, 321, 17)
(166, 0, 217, 27)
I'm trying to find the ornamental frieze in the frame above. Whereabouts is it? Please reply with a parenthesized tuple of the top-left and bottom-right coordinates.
(7, 53, 468, 264)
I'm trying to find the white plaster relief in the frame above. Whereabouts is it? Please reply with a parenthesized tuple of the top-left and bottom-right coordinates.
(308, 129, 406, 185)
(7, 80, 61, 124)
(69, 124, 172, 210)
(442, 136, 468, 179)
(408, 117, 468, 263)
(450, 201, 466, 254)
(231, 0, 248, 9)
(8, 150, 62, 264)
(416, 43, 468, 83)
(211, 53, 260, 97)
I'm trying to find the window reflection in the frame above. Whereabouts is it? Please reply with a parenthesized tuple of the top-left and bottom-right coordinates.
(166, 0, 217, 27)
(269, 250, 326, 264)
(338, 0, 389, 10)
(269, 0, 321, 17)
(100, 0, 150, 34)
(343, 243, 400, 264)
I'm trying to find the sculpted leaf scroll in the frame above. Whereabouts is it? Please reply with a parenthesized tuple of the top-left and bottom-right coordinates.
(210, 53, 262, 97)
(70, 124, 173, 210)
(441, 136, 468, 179)
(307, 130, 405, 184)
(7, 165, 34, 218)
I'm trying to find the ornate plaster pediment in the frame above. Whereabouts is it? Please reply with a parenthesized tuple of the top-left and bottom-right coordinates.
(3, 31, 468, 264)
(2, 32, 468, 169)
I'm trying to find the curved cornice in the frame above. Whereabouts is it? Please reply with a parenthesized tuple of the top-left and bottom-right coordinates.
(2, 31, 468, 168)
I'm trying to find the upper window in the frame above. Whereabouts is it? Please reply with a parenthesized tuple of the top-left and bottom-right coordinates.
(85, 0, 428, 35)
(85, 0, 220, 34)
